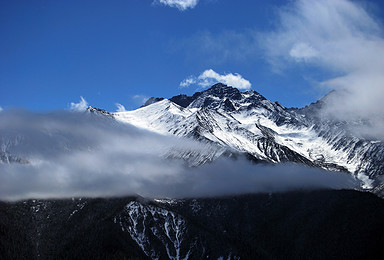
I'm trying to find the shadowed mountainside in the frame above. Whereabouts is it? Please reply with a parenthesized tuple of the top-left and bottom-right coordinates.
(1, 189, 383, 259)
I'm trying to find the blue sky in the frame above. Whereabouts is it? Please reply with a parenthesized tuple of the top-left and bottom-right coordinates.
(1, 0, 384, 111)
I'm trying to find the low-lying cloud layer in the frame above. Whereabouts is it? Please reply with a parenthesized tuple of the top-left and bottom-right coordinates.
(0, 110, 357, 201)
(180, 69, 252, 90)
(262, 0, 384, 139)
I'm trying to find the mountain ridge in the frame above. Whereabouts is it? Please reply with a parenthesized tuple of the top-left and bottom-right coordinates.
(114, 83, 384, 196)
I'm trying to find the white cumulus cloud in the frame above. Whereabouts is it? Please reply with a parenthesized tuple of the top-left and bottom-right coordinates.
(154, 0, 199, 11)
(180, 69, 252, 90)
(0, 107, 3, 112)
(69, 96, 89, 112)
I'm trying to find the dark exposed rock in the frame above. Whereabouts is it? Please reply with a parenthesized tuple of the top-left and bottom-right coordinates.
(86, 106, 114, 117)
(142, 97, 165, 108)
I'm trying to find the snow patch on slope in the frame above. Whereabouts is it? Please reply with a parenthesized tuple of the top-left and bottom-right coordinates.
(115, 201, 192, 260)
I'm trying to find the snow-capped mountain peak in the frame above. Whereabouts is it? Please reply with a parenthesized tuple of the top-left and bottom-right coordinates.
(113, 83, 384, 195)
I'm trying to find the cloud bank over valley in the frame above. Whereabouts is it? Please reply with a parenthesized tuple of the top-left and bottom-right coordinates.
(0, 110, 357, 201)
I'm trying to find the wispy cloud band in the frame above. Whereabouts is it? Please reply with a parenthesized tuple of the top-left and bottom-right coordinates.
(69, 96, 88, 112)
(261, 0, 384, 139)
(115, 103, 126, 112)
(153, 0, 199, 11)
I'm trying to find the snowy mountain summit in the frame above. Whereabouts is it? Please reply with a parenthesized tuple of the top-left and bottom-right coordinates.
(115, 83, 384, 196)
